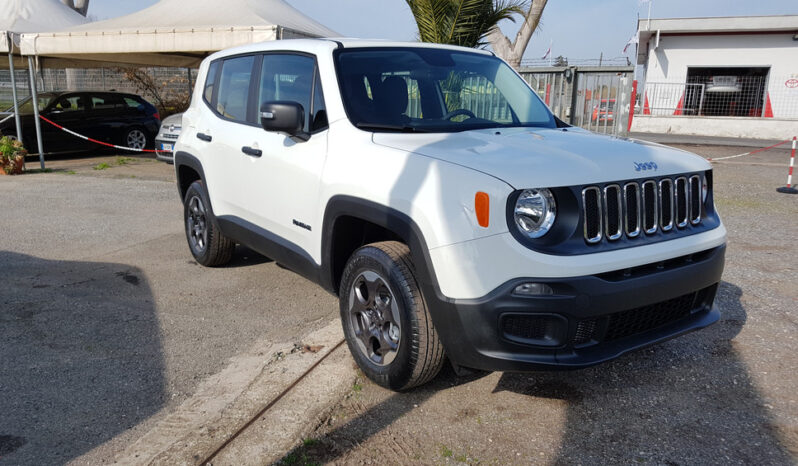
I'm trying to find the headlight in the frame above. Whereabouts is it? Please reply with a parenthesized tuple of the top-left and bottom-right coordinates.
(514, 188, 557, 238)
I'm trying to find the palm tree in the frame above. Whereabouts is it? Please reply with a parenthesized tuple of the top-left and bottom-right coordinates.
(405, 0, 526, 48)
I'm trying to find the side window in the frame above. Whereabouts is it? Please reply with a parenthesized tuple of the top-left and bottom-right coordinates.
(52, 95, 85, 113)
(91, 94, 124, 111)
(216, 56, 255, 122)
(258, 54, 317, 132)
(203, 61, 219, 105)
(124, 97, 143, 109)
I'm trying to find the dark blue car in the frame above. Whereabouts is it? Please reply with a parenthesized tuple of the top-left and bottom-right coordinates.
(1, 91, 160, 154)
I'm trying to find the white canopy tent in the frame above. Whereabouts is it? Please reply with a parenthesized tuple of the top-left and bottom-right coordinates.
(20, 0, 338, 67)
(1, 0, 89, 167)
(15, 0, 337, 169)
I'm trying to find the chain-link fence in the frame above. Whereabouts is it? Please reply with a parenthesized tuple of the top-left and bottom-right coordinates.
(0, 67, 198, 114)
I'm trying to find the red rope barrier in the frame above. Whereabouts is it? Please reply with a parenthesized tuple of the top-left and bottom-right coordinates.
(39, 115, 166, 153)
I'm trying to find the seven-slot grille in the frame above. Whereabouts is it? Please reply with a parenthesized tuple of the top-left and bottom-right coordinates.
(582, 174, 703, 244)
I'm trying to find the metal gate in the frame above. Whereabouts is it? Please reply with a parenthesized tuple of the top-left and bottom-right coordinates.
(520, 66, 634, 136)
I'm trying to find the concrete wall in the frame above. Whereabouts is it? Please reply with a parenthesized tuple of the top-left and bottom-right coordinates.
(631, 115, 797, 140)
(643, 33, 798, 117)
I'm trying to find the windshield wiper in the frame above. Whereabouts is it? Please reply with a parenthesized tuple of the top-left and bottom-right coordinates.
(355, 123, 427, 133)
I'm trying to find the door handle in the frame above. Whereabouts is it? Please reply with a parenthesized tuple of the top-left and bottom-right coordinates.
(241, 146, 262, 157)
(196, 132, 212, 142)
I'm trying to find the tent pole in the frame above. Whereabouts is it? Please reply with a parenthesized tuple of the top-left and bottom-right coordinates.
(27, 56, 45, 170)
(8, 47, 23, 141)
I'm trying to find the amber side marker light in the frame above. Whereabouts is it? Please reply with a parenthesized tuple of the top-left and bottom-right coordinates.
(475, 191, 490, 227)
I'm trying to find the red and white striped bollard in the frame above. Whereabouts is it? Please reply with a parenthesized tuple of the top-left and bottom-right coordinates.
(777, 136, 798, 194)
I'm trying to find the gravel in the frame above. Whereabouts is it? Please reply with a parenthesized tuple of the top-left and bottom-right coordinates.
(284, 144, 798, 465)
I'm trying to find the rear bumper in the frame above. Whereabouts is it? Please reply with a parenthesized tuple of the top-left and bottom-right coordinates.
(424, 244, 725, 371)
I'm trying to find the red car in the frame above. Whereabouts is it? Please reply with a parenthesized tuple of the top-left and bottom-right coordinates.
(591, 98, 615, 123)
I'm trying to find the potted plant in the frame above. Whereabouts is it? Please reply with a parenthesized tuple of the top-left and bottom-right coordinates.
(0, 136, 26, 175)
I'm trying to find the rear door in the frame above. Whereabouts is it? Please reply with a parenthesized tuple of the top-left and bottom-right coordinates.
(199, 54, 259, 219)
(85, 93, 127, 146)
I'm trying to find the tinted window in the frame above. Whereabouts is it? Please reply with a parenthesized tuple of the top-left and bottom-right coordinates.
(204, 61, 219, 105)
(91, 94, 124, 110)
(258, 54, 316, 132)
(334, 48, 554, 132)
(124, 97, 143, 109)
(217, 56, 255, 122)
(51, 95, 85, 113)
(311, 70, 327, 132)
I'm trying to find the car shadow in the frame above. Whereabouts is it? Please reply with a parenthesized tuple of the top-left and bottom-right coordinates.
(0, 251, 165, 465)
(280, 281, 794, 463)
(492, 280, 794, 463)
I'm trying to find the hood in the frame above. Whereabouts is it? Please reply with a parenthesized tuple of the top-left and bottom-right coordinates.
(372, 127, 710, 189)
(161, 113, 183, 126)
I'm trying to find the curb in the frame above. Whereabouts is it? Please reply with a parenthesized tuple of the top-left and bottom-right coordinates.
(112, 319, 355, 465)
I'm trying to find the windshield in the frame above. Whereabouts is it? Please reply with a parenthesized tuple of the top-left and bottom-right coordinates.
(3, 94, 58, 115)
(333, 47, 554, 133)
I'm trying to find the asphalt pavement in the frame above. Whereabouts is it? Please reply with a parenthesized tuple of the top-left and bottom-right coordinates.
(0, 157, 339, 464)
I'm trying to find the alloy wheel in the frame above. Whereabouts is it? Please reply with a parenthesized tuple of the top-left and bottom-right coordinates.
(187, 195, 208, 252)
(126, 129, 147, 149)
(348, 270, 402, 365)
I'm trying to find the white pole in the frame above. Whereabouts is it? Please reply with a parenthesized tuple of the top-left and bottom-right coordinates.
(647, 1, 652, 30)
(7, 47, 22, 141)
(27, 56, 45, 170)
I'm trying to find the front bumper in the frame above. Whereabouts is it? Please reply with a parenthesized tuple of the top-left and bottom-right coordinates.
(154, 138, 176, 163)
(424, 244, 725, 371)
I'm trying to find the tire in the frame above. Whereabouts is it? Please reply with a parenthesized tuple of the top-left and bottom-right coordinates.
(123, 127, 149, 150)
(339, 241, 445, 391)
(183, 180, 234, 267)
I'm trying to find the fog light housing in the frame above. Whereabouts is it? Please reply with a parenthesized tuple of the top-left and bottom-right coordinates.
(513, 282, 554, 296)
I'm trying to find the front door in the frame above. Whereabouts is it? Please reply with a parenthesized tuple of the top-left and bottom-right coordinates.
(238, 53, 329, 258)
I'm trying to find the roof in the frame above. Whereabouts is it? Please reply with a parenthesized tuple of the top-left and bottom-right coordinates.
(0, 0, 88, 54)
(19, 0, 338, 67)
(636, 15, 798, 65)
(208, 37, 494, 61)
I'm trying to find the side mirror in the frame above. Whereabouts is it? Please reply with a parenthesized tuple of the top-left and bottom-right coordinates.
(260, 101, 309, 142)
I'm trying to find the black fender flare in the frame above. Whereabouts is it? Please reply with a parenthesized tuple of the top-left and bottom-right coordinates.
(320, 195, 443, 298)
(174, 151, 206, 201)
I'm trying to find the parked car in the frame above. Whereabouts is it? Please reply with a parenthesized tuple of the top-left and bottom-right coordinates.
(155, 112, 183, 163)
(705, 75, 741, 93)
(175, 39, 726, 391)
(591, 98, 615, 123)
(0, 91, 160, 153)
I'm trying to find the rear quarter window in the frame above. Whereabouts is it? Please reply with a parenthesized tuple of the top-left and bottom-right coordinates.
(203, 61, 220, 105)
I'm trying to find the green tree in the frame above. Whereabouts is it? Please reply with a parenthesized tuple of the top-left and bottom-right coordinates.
(405, 0, 526, 48)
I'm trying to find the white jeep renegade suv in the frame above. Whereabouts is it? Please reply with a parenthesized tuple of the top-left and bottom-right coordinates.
(174, 39, 726, 390)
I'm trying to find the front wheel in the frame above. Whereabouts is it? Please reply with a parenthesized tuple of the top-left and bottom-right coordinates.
(339, 241, 445, 391)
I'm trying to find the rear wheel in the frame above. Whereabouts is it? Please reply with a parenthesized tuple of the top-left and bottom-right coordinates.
(124, 127, 148, 150)
(339, 241, 445, 391)
(183, 180, 234, 267)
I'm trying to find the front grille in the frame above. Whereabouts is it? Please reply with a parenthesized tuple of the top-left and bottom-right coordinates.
(582, 173, 704, 244)
(569, 289, 706, 345)
(161, 133, 179, 140)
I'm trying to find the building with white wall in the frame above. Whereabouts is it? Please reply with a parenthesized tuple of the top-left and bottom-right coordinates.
(632, 15, 798, 139)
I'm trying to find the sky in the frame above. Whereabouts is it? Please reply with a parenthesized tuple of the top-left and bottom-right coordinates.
(87, 0, 798, 63)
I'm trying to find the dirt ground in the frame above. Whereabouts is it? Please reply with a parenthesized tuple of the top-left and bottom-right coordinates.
(283, 144, 798, 465)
